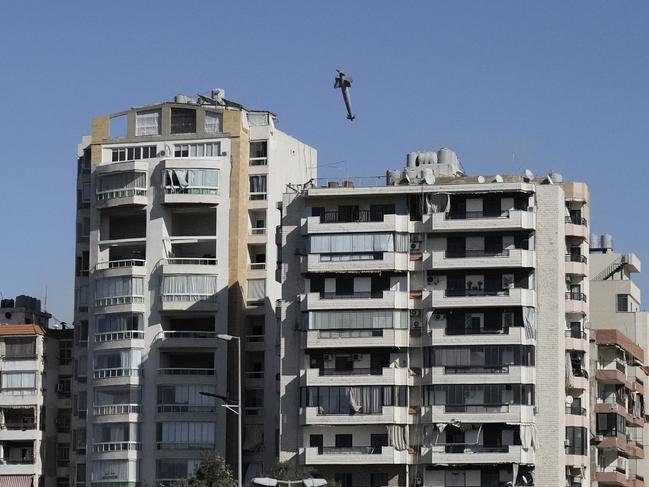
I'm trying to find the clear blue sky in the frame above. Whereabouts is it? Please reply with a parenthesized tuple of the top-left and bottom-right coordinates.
(1, 1, 648, 324)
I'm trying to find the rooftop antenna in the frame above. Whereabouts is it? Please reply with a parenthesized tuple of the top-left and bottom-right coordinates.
(334, 70, 356, 121)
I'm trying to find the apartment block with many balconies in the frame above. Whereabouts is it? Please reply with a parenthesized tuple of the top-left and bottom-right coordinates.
(278, 149, 590, 487)
(71, 90, 316, 487)
(0, 297, 73, 487)
(589, 236, 648, 487)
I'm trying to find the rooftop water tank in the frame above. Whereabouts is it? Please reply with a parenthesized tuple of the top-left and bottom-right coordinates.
(437, 148, 453, 165)
(549, 171, 563, 183)
(601, 234, 613, 251)
(590, 234, 599, 249)
(407, 152, 418, 169)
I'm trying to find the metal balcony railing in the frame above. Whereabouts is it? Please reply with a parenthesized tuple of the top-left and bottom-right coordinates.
(163, 258, 217, 266)
(320, 446, 381, 455)
(319, 368, 384, 376)
(249, 263, 266, 270)
(566, 405, 587, 416)
(319, 291, 385, 299)
(250, 228, 266, 235)
(565, 329, 587, 339)
(93, 368, 140, 379)
(445, 249, 510, 258)
(162, 331, 217, 339)
(93, 441, 141, 452)
(444, 404, 510, 413)
(565, 292, 587, 302)
(96, 188, 147, 201)
(157, 404, 216, 413)
(445, 289, 510, 297)
(566, 216, 588, 226)
(94, 404, 141, 416)
(95, 330, 144, 342)
(156, 442, 215, 450)
(320, 210, 387, 224)
(95, 259, 146, 270)
(158, 368, 214, 376)
(565, 254, 588, 263)
(444, 365, 510, 374)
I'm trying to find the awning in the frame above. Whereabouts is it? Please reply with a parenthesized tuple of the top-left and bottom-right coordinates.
(0, 476, 33, 487)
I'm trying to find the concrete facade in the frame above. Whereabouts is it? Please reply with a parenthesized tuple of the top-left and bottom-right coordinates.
(278, 152, 590, 487)
(71, 92, 316, 486)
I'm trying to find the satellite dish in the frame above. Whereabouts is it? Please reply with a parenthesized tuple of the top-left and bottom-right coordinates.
(493, 174, 504, 183)
(524, 169, 535, 180)
(565, 395, 574, 405)
(545, 175, 554, 185)
(477, 176, 485, 183)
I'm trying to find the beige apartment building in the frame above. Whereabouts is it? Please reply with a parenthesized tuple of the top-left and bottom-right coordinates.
(589, 237, 648, 487)
(278, 149, 591, 487)
(71, 90, 316, 486)
(0, 297, 73, 487)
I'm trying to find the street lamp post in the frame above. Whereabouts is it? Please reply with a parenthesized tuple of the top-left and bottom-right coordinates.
(200, 333, 242, 487)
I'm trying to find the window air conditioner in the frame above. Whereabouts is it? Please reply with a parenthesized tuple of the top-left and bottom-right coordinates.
(410, 309, 421, 318)
(433, 313, 445, 321)
(564, 439, 571, 447)
(411, 320, 422, 329)
(410, 242, 421, 251)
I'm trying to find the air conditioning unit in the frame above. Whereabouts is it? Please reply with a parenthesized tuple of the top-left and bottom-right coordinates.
(352, 354, 362, 361)
(433, 313, 445, 321)
(564, 439, 571, 447)
(410, 309, 421, 318)
(592, 435, 603, 443)
(414, 476, 423, 487)
(411, 234, 423, 243)
(324, 354, 333, 362)
(410, 242, 421, 251)
(411, 320, 422, 329)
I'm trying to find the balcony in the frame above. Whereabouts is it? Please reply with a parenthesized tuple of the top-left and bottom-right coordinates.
(421, 404, 534, 425)
(162, 163, 220, 205)
(301, 367, 412, 387)
(301, 252, 409, 274)
(563, 182, 589, 203)
(93, 441, 141, 453)
(431, 249, 535, 270)
(248, 227, 266, 245)
(594, 471, 642, 487)
(421, 444, 533, 465)
(93, 368, 140, 379)
(244, 334, 265, 352)
(158, 351, 214, 381)
(300, 291, 409, 311)
(421, 365, 534, 385)
(93, 404, 141, 416)
(95, 330, 145, 343)
(565, 216, 589, 240)
(300, 406, 411, 425)
(565, 254, 588, 277)
(565, 292, 588, 314)
(95, 165, 148, 209)
(429, 288, 536, 308)
(94, 259, 147, 279)
(303, 445, 409, 465)
(430, 209, 536, 232)
(426, 324, 533, 347)
(596, 435, 644, 459)
(595, 403, 645, 428)
(596, 330, 645, 364)
(565, 329, 588, 352)
(159, 275, 218, 312)
(303, 328, 410, 349)
(302, 213, 409, 235)
(160, 258, 218, 276)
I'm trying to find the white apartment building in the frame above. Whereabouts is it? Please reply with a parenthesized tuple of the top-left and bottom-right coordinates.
(278, 149, 590, 487)
(71, 91, 316, 486)
(589, 237, 648, 487)
(0, 298, 73, 487)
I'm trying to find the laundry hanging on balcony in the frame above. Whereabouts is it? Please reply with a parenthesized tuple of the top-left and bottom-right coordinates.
(426, 193, 449, 214)
(387, 424, 408, 451)
(565, 352, 576, 390)
(519, 423, 537, 451)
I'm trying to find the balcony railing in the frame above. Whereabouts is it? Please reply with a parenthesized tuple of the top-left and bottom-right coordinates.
(249, 263, 266, 270)
(565, 254, 588, 263)
(566, 216, 588, 226)
(447, 210, 512, 220)
(157, 404, 216, 413)
(158, 368, 214, 376)
(245, 335, 264, 343)
(160, 294, 216, 303)
(565, 292, 587, 302)
(445, 326, 513, 336)
(320, 446, 381, 455)
(94, 404, 141, 416)
(445, 289, 511, 297)
(320, 210, 388, 224)
(0, 388, 37, 395)
(566, 405, 587, 416)
(245, 371, 264, 379)
(318, 329, 384, 339)
(320, 368, 383, 376)
(444, 365, 510, 374)
(163, 258, 217, 266)
(96, 296, 145, 307)
(95, 331, 144, 342)
(250, 228, 266, 236)
(95, 259, 146, 271)
(249, 157, 268, 166)
(565, 329, 587, 339)
(244, 406, 264, 416)
(93, 441, 141, 452)
(2, 458, 35, 465)
(96, 188, 147, 201)
(573, 368, 589, 379)
(162, 331, 217, 339)
(444, 404, 510, 413)
(2, 422, 36, 430)
(444, 444, 510, 454)
(156, 442, 215, 450)
(319, 291, 385, 299)
(445, 249, 510, 258)
(249, 192, 267, 201)
(93, 368, 140, 379)
(164, 186, 218, 195)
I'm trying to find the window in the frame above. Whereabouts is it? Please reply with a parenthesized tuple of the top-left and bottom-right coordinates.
(56, 444, 70, 466)
(171, 108, 197, 134)
(335, 434, 352, 448)
(164, 169, 219, 195)
(56, 409, 71, 433)
(111, 145, 157, 162)
(205, 111, 222, 134)
(157, 385, 216, 412)
(617, 294, 630, 312)
(249, 175, 267, 200)
(247, 112, 269, 126)
(76, 463, 86, 482)
(5, 337, 36, 358)
(565, 426, 587, 455)
(95, 277, 145, 306)
(307, 310, 408, 331)
(249, 141, 268, 166)
(247, 279, 266, 302)
(174, 142, 221, 158)
(135, 110, 160, 136)
(334, 474, 352, 487)
(92, 460, 139, 482)
(157, 460, 201, 481)
(156, 422, 216, 449)
(160, 275, 217, 302)
(1, 372, 36, 394)
(301, 386, 407, 414)
(58, 376, 71, 396)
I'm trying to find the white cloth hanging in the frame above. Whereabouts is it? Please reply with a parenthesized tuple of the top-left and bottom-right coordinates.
(522, 307, 536, 339)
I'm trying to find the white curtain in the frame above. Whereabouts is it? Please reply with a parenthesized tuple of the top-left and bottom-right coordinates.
(205, 112, 222, 133)
(1, 372, 36, 394)
(94, 423, 138, 442)
(160, 422, 215, 446)
(96, 313, 141, 333)
(519, 424, 537, 451)
(96, 277, 144, 300)
(95, 387, 141, 405)
(136, 110, 160, 136)
(426, 193, 450, 213)
(247, 279, 266, 301)
(249, 175, 267, 193)
(308, 310, 407, 330)
(158, 384, 216, 407)
(98, 172, 146, 194)
(94, 350, 141, 370)
(161, 275, 217, 301)
(565, 352, 575, 389)
(92, 460, 138, 481)
(522, 307, 536, 339)
(310, 233, 395, 254)
(387, 425, 408, 451)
